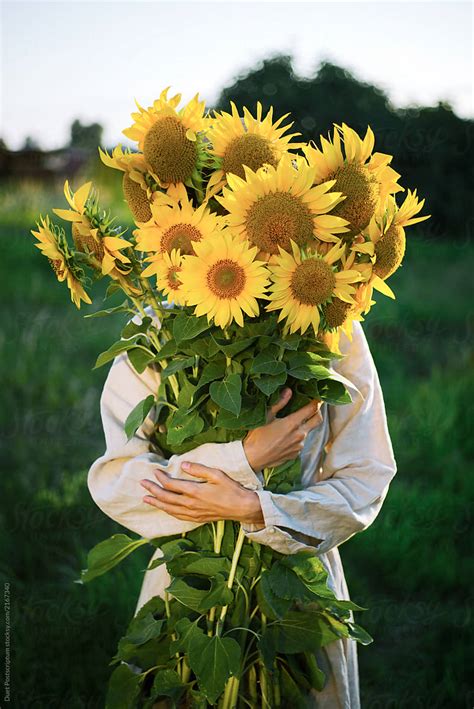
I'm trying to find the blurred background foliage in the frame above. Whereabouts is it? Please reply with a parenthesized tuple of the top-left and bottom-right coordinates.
(0, 57, 472, 708)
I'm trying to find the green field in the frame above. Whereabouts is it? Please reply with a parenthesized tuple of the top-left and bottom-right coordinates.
(1, 178, 472, 707)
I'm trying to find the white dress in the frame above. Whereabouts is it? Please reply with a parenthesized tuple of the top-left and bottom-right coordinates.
(87, 312, 397, 708)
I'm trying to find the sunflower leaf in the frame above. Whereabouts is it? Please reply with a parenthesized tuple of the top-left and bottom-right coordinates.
(209, 374, 242, 416)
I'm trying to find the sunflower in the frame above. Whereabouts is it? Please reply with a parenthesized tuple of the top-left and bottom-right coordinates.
(53, 180, 134, 278)
(134, 184, 224, 256)
(266, 240, 361, 335)
(205, 101, 303, 199)
(31, 216, 91, 308)
(122, 87, 208, 193)
(99, 145, 153, 223)
(303, 123, 404, 239)
(179, 231, 270, 328)
(346, 188, 430, 313)
(216, 154, 349, 257)
(141, 249, 187, 306)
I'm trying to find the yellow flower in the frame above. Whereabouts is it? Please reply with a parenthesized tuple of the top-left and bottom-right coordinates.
(31, 216, 91, 308)
(122, 87, 208, 191)
(53, 180, 133, 277)
(142, 249, 187, 306)
(99, 145, 152, 223)
(205, 100, 303, 199)
(266, 240, 361, 335)
(179, 231, 270, 328)
(303, 123, 404, 238)
(216, 154, 350, 256)
(134, 184, 224, 256)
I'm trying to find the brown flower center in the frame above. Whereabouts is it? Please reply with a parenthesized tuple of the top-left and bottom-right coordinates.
(166, 266, 182, 291)
(290, 259, 336, 305)
(327, 163, 379, 237)
(48, 258, 66, 279)
(245, 191, 314, 254)
(160, 223, 202, 255)
(144, 116, 197, 184)
(373, 224, 406, 279)
(207, 259, 246, 299)
(72, 223, 104, 262)
(222, 134, 277, 179)
(323, 297, 352, 328)
(122, 173, 152, 223)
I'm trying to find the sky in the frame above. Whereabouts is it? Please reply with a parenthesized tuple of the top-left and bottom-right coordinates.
(1, 0, 472, 150)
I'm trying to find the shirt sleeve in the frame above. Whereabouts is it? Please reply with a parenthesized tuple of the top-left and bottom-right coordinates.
(87, 349, 260, 540)
(241, 319, 397, 556)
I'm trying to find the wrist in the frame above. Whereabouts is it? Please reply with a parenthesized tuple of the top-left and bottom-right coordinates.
(242, 435, 264, 473)
(238, 488, 265, 526)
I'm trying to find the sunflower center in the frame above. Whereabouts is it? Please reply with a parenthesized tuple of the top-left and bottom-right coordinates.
(143, 116, 197, 184)
(48, 258, 65, 279)
(373, 224, 406, 279)
(323, 297, 352, 328)
(160, 223, 202, 255)
(245, 192, 314, 254)
(72, 223, 104, 262)
(122, 173, 152, 223)
(207, 259, 246, 299)
(166, 266, 182, 291)
(290, 259, 336, 305)
(327, 163, 379, 236)
(222, 134, 278, 180)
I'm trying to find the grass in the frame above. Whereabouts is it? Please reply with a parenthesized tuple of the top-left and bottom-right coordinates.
(0, 177, 472, 707)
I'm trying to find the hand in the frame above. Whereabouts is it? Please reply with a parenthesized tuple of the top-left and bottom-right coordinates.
(140, 462, 265, 525)
(243, 388, 323, 472)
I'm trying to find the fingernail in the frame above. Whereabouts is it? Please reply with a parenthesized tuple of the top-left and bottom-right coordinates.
(284, 388, 291, 396)
(181, 461, 190, 470)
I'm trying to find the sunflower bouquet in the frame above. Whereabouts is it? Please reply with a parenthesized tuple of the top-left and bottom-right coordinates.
(31, 87, 429, 708)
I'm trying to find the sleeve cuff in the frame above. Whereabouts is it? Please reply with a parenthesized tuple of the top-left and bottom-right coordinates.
(221, 440, 263, 491)
(241, 489, 327, 555)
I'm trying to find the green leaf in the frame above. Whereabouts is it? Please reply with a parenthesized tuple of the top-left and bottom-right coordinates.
(153, 339, 177, 361)
(77, 534, 149, 583)
(123, 612, 165, 646)
(147, 538, 195, 570)
(124, 395, 155, 441)
(173, 314, 210, 343)
(256, 572, 291, 620)
(128, 347, 155, 374)
(215, 400, 266, 430)
(254, 370, 288, 396)
(188, 634, 241, 704)
(212, 335, 258, 357)
(209, 374, 242, 416)
(151, 669, 185, 703)
(106, 664, 143, 709)
(122, 316, 152, 339)
(166, 574, 233, 612)
(196, 359, 227, 389)
(167, 551, 231, 578)
(250, 348, 286, 375)
(281, 553, 335, 599)
(170, 618, 206, 655)
(347, 623, 373, 645)
(160, 356, 195, 379)
(267, 610, 338, 653)
(93, 337, 145, 369)
(318, 377, 353, 405)
(266, 562, 313, 602)
(84, 300, 131, 318)
(166, 409, 204, 445)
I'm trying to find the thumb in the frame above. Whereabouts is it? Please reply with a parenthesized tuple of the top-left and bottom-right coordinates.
(267, 388, 292, 422)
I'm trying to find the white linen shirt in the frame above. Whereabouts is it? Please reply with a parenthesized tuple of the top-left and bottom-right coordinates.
(87, 310, 397, 708)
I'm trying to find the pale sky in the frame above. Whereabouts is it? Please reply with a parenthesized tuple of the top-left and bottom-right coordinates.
(1, 0, 472, 150)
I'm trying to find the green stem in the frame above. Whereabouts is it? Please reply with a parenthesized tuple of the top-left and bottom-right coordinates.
(216, 526, 246, 636)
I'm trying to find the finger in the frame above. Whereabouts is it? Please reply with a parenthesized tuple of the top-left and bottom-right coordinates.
(286, 399, 322, 427)
(301, 409, 324, 433)
(154, 469, 196, 495)
(267, 388, 292, 421)
(142, 496, 196, 520)
(140, 479, 190, 507)
(181, 461, 221, 482)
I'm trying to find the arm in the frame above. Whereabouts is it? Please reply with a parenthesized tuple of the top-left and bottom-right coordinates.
(241, 319, 397, 555)
(87, 349, 260, 539)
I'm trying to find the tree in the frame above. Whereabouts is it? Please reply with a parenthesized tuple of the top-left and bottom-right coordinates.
(69, 119, 103, 152)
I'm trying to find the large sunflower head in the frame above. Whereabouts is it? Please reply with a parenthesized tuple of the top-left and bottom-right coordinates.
(99, 145, 153, 223)
(134, 184, 224, 256)
(31, 215, 92, 308)
(266, 240, 361, 335)
(53, 180, 134, 279)
(122, 87, 208, 192)
(179, 231, 270, 328)
(205, 101, 304, 199)
(216, 154, 350, 257)
(303, 123, 404, 239)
